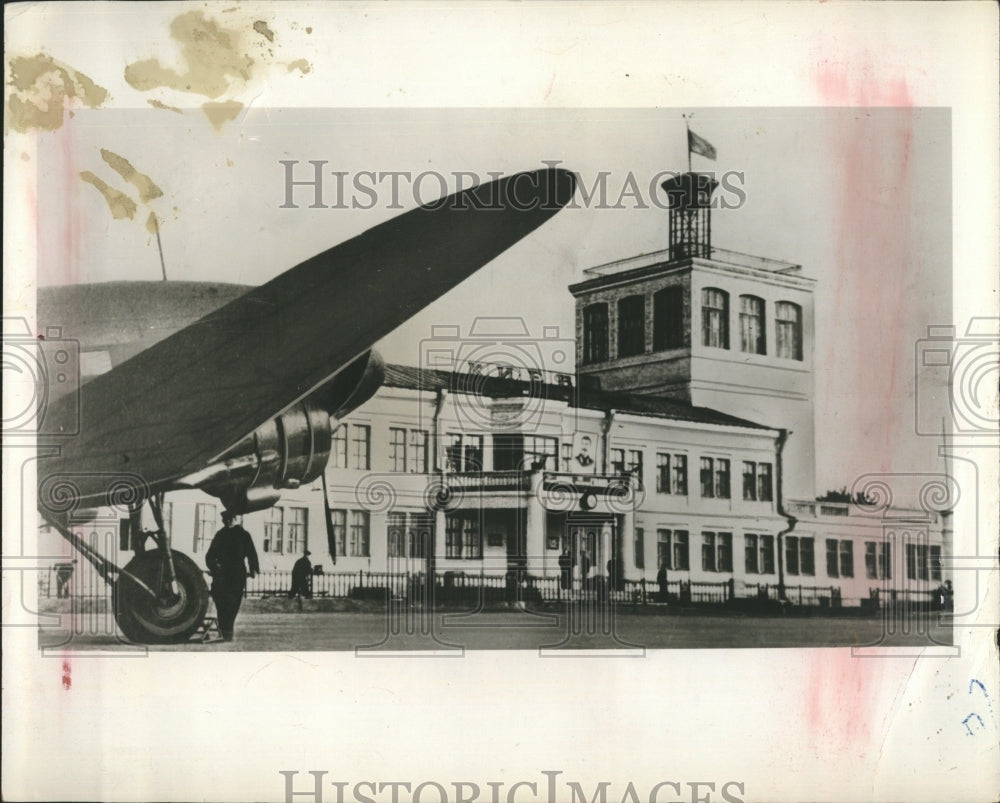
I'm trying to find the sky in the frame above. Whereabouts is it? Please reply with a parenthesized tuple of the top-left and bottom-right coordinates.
(34, 106, 951, 501)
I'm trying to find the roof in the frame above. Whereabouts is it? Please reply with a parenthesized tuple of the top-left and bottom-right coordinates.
(382, 363, 773, 432)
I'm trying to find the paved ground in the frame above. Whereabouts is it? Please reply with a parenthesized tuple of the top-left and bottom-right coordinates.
(38, 603, 953, 652)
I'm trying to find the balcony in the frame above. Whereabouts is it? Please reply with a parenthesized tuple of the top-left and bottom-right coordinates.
(580, 246, 803, 279)
(439, 470, 636, 498)
(442, 471, 531, 493)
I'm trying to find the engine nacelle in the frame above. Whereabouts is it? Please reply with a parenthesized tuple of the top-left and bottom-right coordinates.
(193, 400, 332, 513)
(178, 349, 385, 514)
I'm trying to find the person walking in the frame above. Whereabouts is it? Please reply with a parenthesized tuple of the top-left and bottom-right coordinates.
(206, 511, 259, 641)
(288, 550, 313, 610)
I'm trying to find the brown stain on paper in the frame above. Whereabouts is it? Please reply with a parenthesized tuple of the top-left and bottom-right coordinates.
(123, 10, 312, 131)
(124, 10, 254, 100)
(79, 171, 138, 220)
(146, 98, 183, 114)
(6, 54, 109, 133)
(100, 149, 164, 203)
(201, 100, 244, 132)
(253, 21, 275, 42)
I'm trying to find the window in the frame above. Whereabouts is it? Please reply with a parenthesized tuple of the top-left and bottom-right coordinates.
(739, 295, 766, 355)
(745, 533, 759, 574)
(716, 533, 733, 572)
(611, 448, 626, 475)
(759, 535, 775, 574)
(786, 536, 815, 576)
(826, 538, 840, 578)
(193, 503, 217, 553)
(701, 288, 729, 349)
(634, 527, 645, 569)
(333, 424, 370, 469)
(582, 303, 609, 364)
(524, 435, 559, 470)
(930, 545, 942, 581)
(673, 530, 690, 571)
(446, 433, 484, 472)
(714, 459, 730, 499)
(869, 540, 894, 580)
(331, 426, 348, 468)
(627, 449, 644, 485)
(446, 513, 481, 559)
(350, 424, 371, 470)
(492, 433, 557, 471)
(656, 452, 687, 496)
(328, 509, 346, 557)
(743, 462, 757, 501)
(653, 286, 684, 351)
(839, 541, 854, 578)
(702, 532, 716, 572)
(446, 517, 462, 559)
(757, 463, 773, 502)
(349, 511, 370, 557)
(462, 516, 481, 559)
(656, 454, 670, 493)
(617, 294, 646, 358)
(389, 428, 429, 473)
(865, 541, 889, 580)
(408, 430, 428, 473)
(776, 301, 803, 360)
(263, 506, 283, 554)
(700, 457, 714, 498)
(657, 530, 672, 569)
(917, 544, 929, 580)
(387, 512, 406, 558)
(672, 455, 688, 495)
(286, 507, 307, 554)
(389, 428, 407, 472)
(905, 543, 916, 580)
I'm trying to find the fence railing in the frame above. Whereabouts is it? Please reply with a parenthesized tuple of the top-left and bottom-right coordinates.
(39, 565, 946, 610)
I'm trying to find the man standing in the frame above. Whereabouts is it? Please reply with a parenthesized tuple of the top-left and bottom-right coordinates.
(288, 549, 313, 610)
(206, 511, 259, 642)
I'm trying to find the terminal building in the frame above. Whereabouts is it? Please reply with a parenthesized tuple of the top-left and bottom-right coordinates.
(51, 172, 950, 606)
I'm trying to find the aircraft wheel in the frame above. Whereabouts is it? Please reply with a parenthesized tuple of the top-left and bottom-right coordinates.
(115, 551, 209, 644)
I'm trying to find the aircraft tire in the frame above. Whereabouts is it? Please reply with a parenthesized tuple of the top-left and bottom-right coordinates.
(114, 551, 209, 644)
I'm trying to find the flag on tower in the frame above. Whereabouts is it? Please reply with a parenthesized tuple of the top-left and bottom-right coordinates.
(688, 128, 717, 161)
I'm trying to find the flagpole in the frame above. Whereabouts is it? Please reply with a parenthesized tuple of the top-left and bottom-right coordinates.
(684, 114, 692, 173)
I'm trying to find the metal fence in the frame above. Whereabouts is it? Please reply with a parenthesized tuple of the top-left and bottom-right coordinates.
(39, 564, 945, 610)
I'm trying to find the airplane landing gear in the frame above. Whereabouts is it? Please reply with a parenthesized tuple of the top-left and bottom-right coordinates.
(114, 550, 209, 644)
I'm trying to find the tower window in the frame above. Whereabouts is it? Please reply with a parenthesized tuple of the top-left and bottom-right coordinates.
(739, 295, 766, 355)
(617, 294, 646, 358)
(701, 288, 729, 349)
(776, 301, 803, 360)
(653, 286, 684, 350)
(582, 303, 609, 364)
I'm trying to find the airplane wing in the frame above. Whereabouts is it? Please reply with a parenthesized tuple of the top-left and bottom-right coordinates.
(38, 168, 577, 512)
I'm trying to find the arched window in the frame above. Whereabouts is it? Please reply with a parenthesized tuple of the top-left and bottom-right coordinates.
(582, 302, 609, 364)
(617, 294, 646, 357)
(775, 301, 803, 360)
(739, 295, 766, 355)
(653, 286, 684, 350)
(701, 288, 729, 349)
